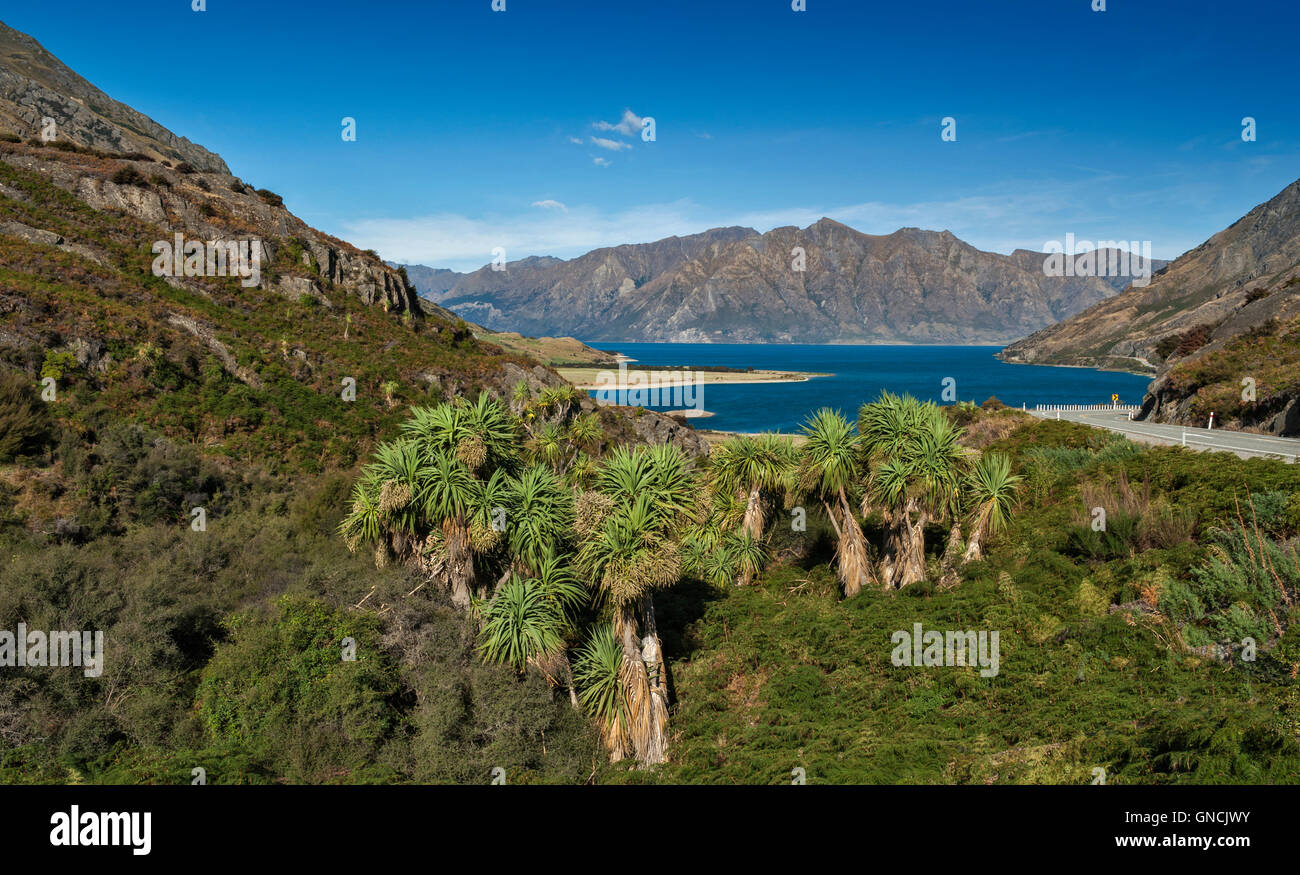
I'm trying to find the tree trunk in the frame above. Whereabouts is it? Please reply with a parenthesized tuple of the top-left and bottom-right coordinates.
(614, 598, 670, 766)
(741, 484, 764, 539)
(944, 521, 964, 563)
(442, 518, 475, 609)
(962, 523, 985, 564)
(879, 508, 903, 585)
(892, 500, 928, 589)
(835, 490, 871, 597)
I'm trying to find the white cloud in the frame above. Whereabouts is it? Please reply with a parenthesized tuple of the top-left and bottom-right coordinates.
(340, 199, 708, 272)
(594, 108, 644, 138)
(592, 157, 611, 167)
(591, 136, 631, 151)
(340, 180, 1201, 273)
(567, 136, 584, 145)
(531, 199, 568, 212)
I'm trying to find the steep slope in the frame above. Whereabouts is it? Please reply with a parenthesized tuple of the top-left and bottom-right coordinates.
(999, 178, 1300, 435)
(428, 221, 1148, 344)
(1001, 179, 1300, 374)
(0, 22, 227, 172)
(0, 19, 703, 473)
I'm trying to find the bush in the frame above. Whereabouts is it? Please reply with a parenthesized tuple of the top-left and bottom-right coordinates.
(1248, 491, 1292, 537)
(1175, 324, 1216, 358)
(256, 189, 284, 207)
(110, 166, 145, 186)
(197, 595, 400, 783)
(0, 370, 54, 462)
(40, 350, 77, 381)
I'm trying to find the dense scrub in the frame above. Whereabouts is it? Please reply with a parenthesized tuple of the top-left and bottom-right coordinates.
(2, 392, 1295, 783)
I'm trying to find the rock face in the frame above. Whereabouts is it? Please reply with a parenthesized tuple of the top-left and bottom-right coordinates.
(419, 222, 1150, 344)
(0, 21, 228, 173)
(1001, 178, 1300, 373)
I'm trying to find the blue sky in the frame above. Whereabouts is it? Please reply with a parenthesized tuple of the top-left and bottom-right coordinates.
(5, 0, 1297, 271)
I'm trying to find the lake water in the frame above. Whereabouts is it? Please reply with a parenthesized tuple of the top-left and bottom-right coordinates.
(579, 342, 1152, 433)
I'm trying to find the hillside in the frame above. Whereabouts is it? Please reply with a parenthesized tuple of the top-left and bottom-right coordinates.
(1000, 179, 1300, 434)
(0, 21, 701, 470)
(0, 22, 227, 173)
(409, 222, 1155, 344)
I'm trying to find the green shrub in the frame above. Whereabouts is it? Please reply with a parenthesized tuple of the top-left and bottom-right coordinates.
(110, 166, 145, 186)
(0, 370, 54, 462)
(40, 350, 78, 381)
(197, 595, 399, 783)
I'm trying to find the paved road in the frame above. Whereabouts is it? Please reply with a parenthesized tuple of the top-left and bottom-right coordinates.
(1030, 410, 1300, 462)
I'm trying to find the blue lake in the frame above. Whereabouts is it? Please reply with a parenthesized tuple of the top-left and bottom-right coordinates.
(579, 342, 1153, 433)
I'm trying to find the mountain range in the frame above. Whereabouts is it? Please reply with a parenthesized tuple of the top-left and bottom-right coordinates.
(405, 223, 1163, 344)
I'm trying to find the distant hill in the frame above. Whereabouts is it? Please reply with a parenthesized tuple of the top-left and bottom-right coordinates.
(403, 222, 1156, 344)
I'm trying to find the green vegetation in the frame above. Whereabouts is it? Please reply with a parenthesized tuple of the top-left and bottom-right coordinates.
(1, 138, 1296, 786)
(1162, 314, 1300, 427)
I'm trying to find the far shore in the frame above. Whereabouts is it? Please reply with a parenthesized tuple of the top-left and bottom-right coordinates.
(557, 366, 831, 390)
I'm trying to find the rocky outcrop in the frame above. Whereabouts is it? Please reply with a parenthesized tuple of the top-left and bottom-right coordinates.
(0, 18, 708, 459)
(422, 222, 1150, 344)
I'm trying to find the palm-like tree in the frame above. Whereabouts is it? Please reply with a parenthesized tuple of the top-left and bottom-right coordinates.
(510, 380, 531, 413)
(726, 530, 769, 587)
(418, 452, 483, 608)
(536, 384, 582, 420)
(567, 411, 604, 455)
(529, 423, 566, 473)
(798, 408, 872, 597)
(382, 380, 400, 409)
(573, 625, 630, 756)
(383, 395, 521, 606)
(478, 574, 566, 673)
(961, 451, 1022, 564)
(710, 433, 797, 542)
(574, 445, 695, 764)
(507, 464, 574, 575)
(860, 393, 971, 589)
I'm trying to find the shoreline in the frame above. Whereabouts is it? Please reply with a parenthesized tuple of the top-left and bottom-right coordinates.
(557, 366, 832, 390)
(994, 352, 1156, 380)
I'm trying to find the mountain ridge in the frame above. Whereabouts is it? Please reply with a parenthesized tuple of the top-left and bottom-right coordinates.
(404, 221, 1162, 344)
